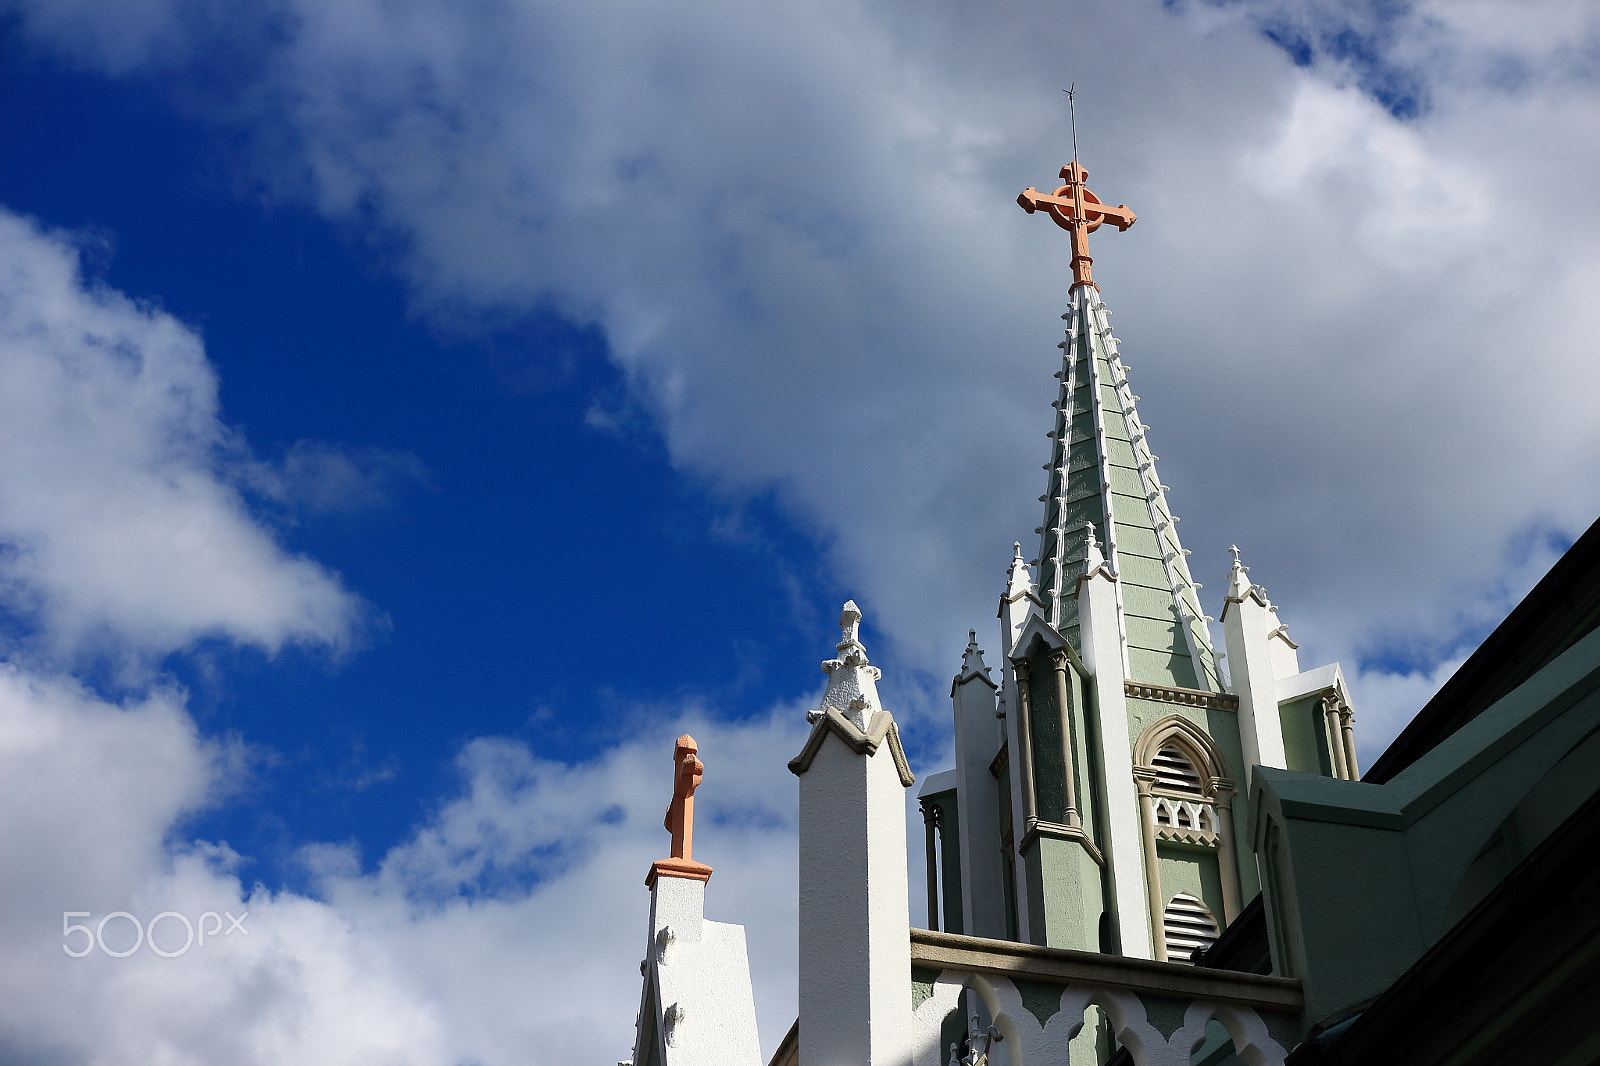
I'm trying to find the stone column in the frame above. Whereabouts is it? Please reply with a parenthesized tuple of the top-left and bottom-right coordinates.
(950, 634, 1007, 939)
(920, 800, 940, 932)
(636, 738, 762, 1066)
(1340, 706, 1360, 780)
(997, 543, 1043, 946)
(1322, 695, 1349, 780)
(1134, 768, 1167, 962)
(1213, 781, 1242, 925)
(1051, 649, 1082, 829)
(1013, 659, 1039, 827)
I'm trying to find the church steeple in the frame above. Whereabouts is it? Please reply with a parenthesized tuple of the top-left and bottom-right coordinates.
(1020, 165, 1220, 692)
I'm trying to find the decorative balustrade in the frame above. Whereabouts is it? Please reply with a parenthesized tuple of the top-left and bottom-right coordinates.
(910, 929, 1302, 1066)
(1150, 796, 1218, 846)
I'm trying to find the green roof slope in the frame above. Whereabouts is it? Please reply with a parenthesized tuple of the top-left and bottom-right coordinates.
(1033, 286, 1219, 692)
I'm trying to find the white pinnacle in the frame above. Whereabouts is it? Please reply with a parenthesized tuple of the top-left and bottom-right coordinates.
(1226, 545, 1255, 602)
(959, 630, 991, 681)
(1005, 542, 1034, 599)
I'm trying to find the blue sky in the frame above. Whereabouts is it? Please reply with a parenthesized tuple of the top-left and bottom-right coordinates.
(1, 51, 843, 879)
(1, 1, 1598, 1062)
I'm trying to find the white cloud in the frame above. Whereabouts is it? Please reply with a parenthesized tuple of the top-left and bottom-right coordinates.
(258, 440, 428, 518)
(7, 0, 1587, 753)
(0, 662, 811, 1065)
(0, 208, 367, 662)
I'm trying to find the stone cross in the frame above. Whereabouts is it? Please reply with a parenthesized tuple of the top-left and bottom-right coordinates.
(663, 734, 705, 862)
(1017, 160, 1136, 291)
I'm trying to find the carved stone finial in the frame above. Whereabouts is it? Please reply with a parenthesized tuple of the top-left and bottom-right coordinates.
(816, 599, 883, 728)
(1225, 544, 1258, 604)
(839, 599, 862, 649)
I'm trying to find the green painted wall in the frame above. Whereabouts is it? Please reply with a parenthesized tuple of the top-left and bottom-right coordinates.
(1156, 840, 1226, 950)
(1025, 650, 1068, 824)
(997, 759, 1019, 942)
(1252, 626, 1600, 1028)
(925, 790, 965, 935)
(1278, 694, 1328, 776)
(1024, 833, 1105, 950)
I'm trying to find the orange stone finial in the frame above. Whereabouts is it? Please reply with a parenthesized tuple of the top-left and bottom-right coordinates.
(1017, 161, 1136, 291)
(646, 734, 714, 887)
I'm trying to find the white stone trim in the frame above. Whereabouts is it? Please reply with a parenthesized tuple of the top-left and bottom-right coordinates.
(1274, 662, 1347, 705)
(1080, 288, 1132, 677)
(635, 875, 763, 1066)
(1076, 550, 1153, 960)
(797, 712, 915, 1066)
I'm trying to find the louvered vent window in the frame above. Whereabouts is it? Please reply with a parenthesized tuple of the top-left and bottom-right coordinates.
(1163, 893, 1219, 964)
(1152, 745, 1203, 795)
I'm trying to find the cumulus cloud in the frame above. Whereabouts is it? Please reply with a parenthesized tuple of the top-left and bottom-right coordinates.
(0, 664, 810, 1065)
(0, 208, 367, 662)
(7, 0, 1595, 748)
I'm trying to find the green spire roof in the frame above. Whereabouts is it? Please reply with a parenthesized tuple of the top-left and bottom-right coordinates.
(1032, 286, 1220, 692)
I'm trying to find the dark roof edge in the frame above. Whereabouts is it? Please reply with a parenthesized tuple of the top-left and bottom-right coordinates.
(1365, 513, 1600, 784)
(1287, 778, 1600, 1063)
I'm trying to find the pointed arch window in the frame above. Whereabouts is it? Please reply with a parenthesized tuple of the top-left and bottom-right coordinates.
(1163, 892, 1219, 964)
(1132, 714, 1245, 956)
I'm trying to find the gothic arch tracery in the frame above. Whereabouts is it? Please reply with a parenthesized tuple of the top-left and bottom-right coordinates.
(1133, 714, 1232, 796)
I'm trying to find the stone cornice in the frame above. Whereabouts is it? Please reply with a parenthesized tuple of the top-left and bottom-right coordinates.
(952, 666, 998, 693)
(997, 588, 1047, 619)
(645, 857, 713, 888)
(1124, 680, 1239, 711)
(908, 928, 1304, 1012)
(786, 708, 916, 787)
(1019, 818, 1105, 867)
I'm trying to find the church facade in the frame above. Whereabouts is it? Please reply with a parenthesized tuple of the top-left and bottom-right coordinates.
(624, 157, 1600, 1066)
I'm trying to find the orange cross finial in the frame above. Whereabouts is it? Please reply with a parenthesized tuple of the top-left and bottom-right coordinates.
(646, 734, 713, 888)
(664, 734, 704, 860)
(1017, 161, 1136, 291)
